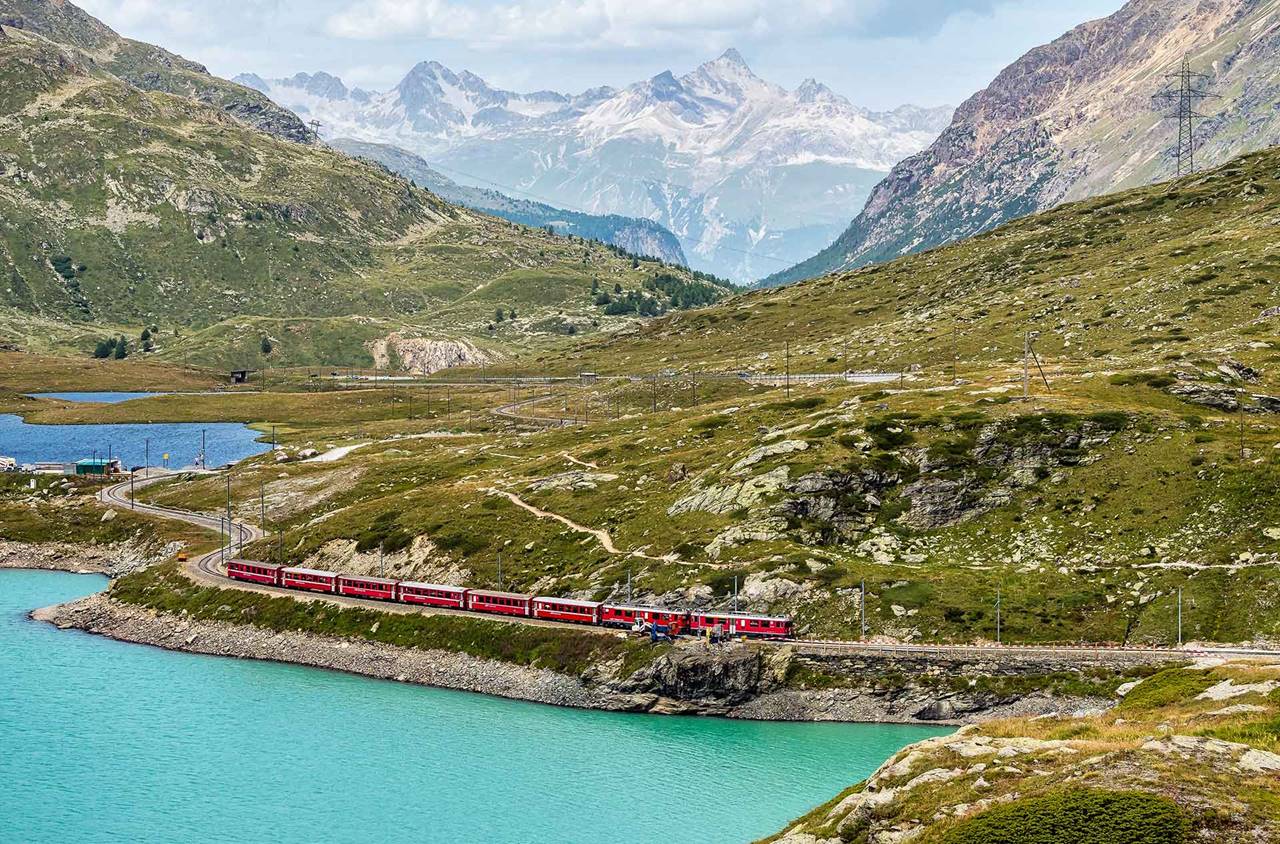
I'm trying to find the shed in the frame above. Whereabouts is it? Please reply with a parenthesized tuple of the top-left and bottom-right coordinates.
(75, 458, 122, 476)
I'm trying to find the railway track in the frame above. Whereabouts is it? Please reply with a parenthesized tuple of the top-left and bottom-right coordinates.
(98, 476, 1280, 663)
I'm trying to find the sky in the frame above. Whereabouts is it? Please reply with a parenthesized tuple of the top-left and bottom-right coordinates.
(78, 0, 1127, 110)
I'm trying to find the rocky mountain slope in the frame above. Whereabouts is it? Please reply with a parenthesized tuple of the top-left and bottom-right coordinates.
(330, 138, 689, 266)
(236, 54, 951, 284)
(0, 1, 726, 367)
(0, 0, 309, 141)
(764, 0, 1280, 287)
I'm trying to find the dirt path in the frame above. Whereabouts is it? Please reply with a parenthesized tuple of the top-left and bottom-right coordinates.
(485, 487, 716, 568)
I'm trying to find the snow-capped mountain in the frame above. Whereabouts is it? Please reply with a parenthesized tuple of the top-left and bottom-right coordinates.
(237, 51, 950, 283)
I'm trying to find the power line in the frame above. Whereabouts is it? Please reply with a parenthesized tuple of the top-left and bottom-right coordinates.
(1152, 56, 1216, 178)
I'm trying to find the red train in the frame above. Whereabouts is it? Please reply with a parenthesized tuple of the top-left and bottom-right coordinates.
(225, 560, 793, 639)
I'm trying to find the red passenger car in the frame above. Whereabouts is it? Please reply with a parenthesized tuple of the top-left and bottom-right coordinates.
(280, 567, 339, 594)
(399, 582, 468, 609)
(687, 612, 793, 640)
(532, 597, 602, 625)
(337, 574, 398, 601)
(600, 604, 686, 633)
(227, 560, 283, 586)
(467, 589, 532, 617)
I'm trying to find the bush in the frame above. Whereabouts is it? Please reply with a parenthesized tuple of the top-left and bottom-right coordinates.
(940, 789, 1187, 844)
(1118, 668, 1214, 711)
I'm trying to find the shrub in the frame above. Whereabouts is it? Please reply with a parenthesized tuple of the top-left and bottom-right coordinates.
(940, 789, 1188, 844)
(1118, 668, 1214, 711)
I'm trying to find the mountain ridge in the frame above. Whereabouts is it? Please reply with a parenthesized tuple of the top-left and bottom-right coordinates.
(236, 52, 952, 284)
(328, 137, 690, 266)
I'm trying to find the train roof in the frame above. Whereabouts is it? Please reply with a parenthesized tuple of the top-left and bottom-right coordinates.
(468, 589, 533, 601)
(533, 596, 602, 609)
(602, 603, 680, 613)
(281, 567, 339, 578)
(399, 581, 467, 592)
(338, 574, 398, 586)
(229, 559, 282, 568)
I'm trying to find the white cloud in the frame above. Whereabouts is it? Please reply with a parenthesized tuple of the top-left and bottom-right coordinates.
(321, 0, 974, 49)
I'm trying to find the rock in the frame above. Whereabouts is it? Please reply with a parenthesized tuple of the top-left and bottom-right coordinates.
(667, 463, 688, 483)
(526, 471, 618, 492)
(1166, 382, 1239, 411)
(1207, 703, 1268, 716)
(1239, 748, 1280, 773)
(1195, 678, 1280, 701)
(668, 467, 790, 516)
(730, 440, 809, 474)
(1218, 358, 1261, 383)
(100, 509, 116, 523)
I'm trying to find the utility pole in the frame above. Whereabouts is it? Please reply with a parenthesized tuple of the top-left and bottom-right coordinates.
(130, 469, 135, 510)
(1177, 586, 1183, 647)
(1238, 391, 1247, 460)
(1153, 56, 1215, 178)
(860, 579, 867, 641)
(225, 474, 232, 559)
(144, 437, 150, 472)
(651, 375, 657, 413)
(951, 324, 958, 386)
(996, 586, 1002, 645)
(497, 553, 503, 591)
(627, 568, 632, 604)
(785, 340, 791, 400)
(379, 543, 385, 579)
(733, 576, 738, 613)
(259, 479, 266, 537)
(200, 429, 206, 470)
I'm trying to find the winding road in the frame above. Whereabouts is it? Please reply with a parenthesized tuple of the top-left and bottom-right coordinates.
(98, 473, 1280, 664)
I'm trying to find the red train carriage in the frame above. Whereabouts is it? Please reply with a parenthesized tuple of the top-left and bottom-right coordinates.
(532, 597, 602, 625)
(337, 574, 398, 601)
(687, 612, 793, 640)
(399, 582, 468, 609)
(280, 567, 339, 594)
(600, 604, 686, 633)
(227, 560, 283, 586)
(467, 589, 532, 617)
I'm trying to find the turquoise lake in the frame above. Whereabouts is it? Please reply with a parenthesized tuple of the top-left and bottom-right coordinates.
(1, 391, 267, 469)
(0, 571, 949, 843)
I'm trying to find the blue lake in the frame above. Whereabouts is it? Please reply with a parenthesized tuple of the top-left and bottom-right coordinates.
(0, 415, 267, 469)
(27, 391, 170, 404)
(0, 571, 948, 844)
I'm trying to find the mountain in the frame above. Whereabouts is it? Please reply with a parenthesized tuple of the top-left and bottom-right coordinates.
(763, 0, 1280, 287)
(330, 138, 689, 266)
(236, 53, 951, 284)
(0, 0, 310, 142)
(0, 1, 728, 367)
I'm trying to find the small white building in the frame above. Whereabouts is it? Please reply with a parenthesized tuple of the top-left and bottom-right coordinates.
(0, 456, 15, 472)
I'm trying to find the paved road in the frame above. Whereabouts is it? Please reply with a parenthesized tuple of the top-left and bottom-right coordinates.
(99, 475, 1280, 663)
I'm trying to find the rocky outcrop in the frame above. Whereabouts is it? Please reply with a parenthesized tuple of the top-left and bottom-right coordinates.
(0, 539, 176, 577)
(668, 466, 790, 516)
(369, 334, 495, 374)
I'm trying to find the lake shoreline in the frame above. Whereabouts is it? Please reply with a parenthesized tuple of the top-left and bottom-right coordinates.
(30, 588, 1114, 726)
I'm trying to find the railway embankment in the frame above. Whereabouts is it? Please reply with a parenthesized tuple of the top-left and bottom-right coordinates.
(32, 587, 1166, 723)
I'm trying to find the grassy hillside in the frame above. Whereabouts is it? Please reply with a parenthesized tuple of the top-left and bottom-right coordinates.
(560, 146, 1280, 380)
(0, 7, 727, 368)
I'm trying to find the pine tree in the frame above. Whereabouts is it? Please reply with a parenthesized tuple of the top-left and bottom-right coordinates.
(495, 307, 505, 323)
(113, 337, 128, 359)
(260, 336, 273, 355)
